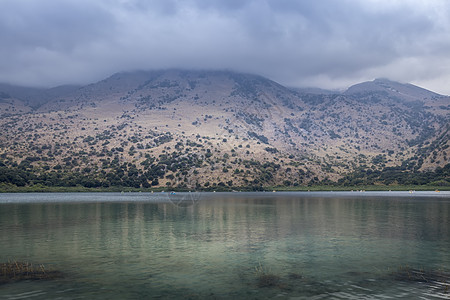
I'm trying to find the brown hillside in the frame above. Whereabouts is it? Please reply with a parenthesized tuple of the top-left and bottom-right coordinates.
(0, 70, 448, 189)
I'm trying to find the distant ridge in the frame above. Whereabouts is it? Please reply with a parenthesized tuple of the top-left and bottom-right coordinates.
(0, 71, 445, 107)
(344, 78, 441, 102)
(290, 87, 338, 95)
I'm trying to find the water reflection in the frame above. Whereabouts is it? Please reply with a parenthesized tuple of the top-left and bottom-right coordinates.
(0, 193, 449, 299)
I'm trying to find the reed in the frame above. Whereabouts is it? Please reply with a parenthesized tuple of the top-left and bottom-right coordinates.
(390, 265, 450, 293)
(392, 265, 449, 283)
(0, 260, 63, 284)
(254, 263, 280, 288)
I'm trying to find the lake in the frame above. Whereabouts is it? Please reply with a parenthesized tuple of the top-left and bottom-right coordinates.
(0, 191, 449, 299)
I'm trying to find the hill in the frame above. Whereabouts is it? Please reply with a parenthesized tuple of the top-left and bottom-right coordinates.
(0, 70, 449, 190)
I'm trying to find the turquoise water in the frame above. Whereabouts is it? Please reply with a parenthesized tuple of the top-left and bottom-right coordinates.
(0, 191, 449, 299)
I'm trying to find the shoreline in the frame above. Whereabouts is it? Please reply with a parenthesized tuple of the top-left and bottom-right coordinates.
(0, 184, 449, 194)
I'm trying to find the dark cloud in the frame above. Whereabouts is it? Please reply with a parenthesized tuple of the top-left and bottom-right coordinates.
(0, 1, 115, 50)
(1, 0, 449, 94)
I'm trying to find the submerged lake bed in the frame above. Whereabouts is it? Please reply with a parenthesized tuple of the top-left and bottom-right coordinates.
(0, 191, 449, 299)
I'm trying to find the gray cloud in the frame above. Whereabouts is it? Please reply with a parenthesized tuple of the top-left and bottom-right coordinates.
(1, 0, 449, 94)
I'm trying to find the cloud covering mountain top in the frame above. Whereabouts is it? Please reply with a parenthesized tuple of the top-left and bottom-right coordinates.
(1, 0, 449, 94)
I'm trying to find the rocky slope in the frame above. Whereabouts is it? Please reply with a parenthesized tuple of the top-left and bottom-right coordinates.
(0, 70, 448, 189)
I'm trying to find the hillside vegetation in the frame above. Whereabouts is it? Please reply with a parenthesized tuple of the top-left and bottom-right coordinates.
(0, 70, 448, 190)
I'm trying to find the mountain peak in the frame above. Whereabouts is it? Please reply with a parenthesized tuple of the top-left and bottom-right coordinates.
(344, 78, 440, 101)
(373, 77, 395, 84)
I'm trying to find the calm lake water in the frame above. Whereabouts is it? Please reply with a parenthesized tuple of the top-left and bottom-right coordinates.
(0, 191, 449, 299)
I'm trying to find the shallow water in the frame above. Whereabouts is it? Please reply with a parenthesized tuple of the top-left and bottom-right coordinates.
(0, 191, 449, 299)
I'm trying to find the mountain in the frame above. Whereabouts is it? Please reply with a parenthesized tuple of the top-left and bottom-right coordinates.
(344, 78, 440, 99)
(0, 70, 448, 190)
(0, 83, 80, 109)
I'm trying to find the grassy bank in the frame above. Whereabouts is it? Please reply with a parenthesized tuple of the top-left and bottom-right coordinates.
(1, 182, 448, 193)
(268, 185, 450, 192)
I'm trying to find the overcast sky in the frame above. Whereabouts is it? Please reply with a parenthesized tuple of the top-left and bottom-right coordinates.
(1, 0, 450, 94)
